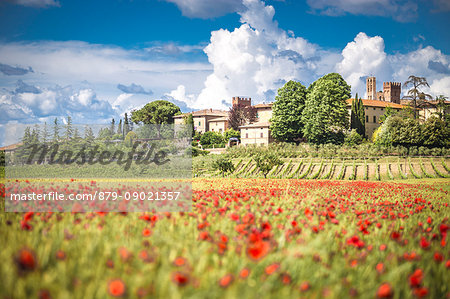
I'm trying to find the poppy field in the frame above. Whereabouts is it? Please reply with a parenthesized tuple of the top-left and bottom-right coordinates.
(1, 178, 449, 298)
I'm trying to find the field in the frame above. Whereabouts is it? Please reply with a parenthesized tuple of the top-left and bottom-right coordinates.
(195, 157, 450, 180)
(1, 178, 449, 298)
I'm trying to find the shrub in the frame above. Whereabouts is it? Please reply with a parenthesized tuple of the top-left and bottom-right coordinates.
(212, 156, 235, 177)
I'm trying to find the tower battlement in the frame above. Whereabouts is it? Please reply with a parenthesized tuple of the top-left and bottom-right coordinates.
(366, 77, 401, 104)
(232, 96, 252, 107)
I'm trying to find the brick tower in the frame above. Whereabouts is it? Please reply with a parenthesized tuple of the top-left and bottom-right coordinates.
(383, 82, 401, 104)
(232, 96, 251, 107)
(366, 77, 376, 100)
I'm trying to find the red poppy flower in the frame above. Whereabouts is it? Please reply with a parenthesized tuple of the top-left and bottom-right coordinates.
(409, 269, 423, 288)
(142, 228, 152, 237)
(247, 241, 270, 261)
(118, 247, 133, 262)
(300, 281, 310, 292)
(413, 287, 428, 298)
(376, 263, 384, 274)
(239, 268, 250, 279)
(265, 263, 280, 275)
(280, 273, 291, 285)
(55, 250, 66, 260)
(108, 279, 126, 297)
(38, 289, 51, 299)
(347, 235, 365, 249)
(219, 274, 234, 288)
(106, 259, 114, 268)
(434, 252, 444, 263)
(15, 248, 37, 273)
(377, 283, 393, 298)
(138, 250, 154, 263)
(171, 271, 189, 286)
(419, 237, 430, 249)
(173, 257, 186, 267)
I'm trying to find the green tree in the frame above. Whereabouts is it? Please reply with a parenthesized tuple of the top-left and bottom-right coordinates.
(124, 131, 137, 147)
(223, 128, 240, 141)
(53, 118, 60, 142)
(434, 95, 448, 121)
(350, 93, 365, 137)
(200, 131, 224, 146)
(422, 116, 449, 147)
(41, 122, 49, 144)
(131, 100, 181, 138)
(379, 106, 396, 124)
(84, 126, 95, 144)
(181, 113, 195, 138)
(110, 118, 115, 136)
(64, 116, 73, 140)
(345, 129, 363, 146)
(131, 100, 181, 125)
(124, 113, 130, 137)
(403, 75, 432, 119)
(117, 119, 123, 136)
(270, 80, 307, 142)
(212, 156, 235, 177)
(254, 152, 284, 178)
(302, 73, 351, 144)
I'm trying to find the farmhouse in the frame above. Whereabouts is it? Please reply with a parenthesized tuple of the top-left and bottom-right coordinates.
(173, 76, 445, 145)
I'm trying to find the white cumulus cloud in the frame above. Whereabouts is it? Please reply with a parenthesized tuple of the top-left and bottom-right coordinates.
(193, 0, 338, 109)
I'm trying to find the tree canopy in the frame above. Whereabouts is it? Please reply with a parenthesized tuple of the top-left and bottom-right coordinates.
(131, 100, 181, 125)
(302, 73, 351, 144)
(270, 80, 307, 143)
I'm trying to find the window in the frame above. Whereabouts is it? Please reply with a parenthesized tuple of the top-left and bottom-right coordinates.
(366, 115, 369, 122)
(198, 121, 201, 126)
(381, 108, 384, 111)
(260, 133, 263, 138)
(373, 116, 376, 123)
(245, 133, 248, 138)
(373, 107, 376, 110)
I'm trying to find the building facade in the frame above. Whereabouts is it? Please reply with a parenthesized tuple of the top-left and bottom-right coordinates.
(173, 109, 228, 134)
(346, 99, 406, 139)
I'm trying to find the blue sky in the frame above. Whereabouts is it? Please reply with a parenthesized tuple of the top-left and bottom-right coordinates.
(0, 0, 449, 128)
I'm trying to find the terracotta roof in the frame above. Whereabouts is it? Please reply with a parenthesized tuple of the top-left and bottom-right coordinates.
(173, 109, 228, 118)
(208, 117, 228, 122)
(239, 122, 270, 128)
(0, 142, 23, 151)
(253, 103, 273, 108)
(346, 99, 406, 109)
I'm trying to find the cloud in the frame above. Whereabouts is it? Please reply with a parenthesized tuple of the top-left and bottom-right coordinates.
(117, 83, 153, 95)
(0, 83, 117, 124)
(193, 0, 338, 109)
(306, 0, 418, 22)
(336, 32, 391, 96)
(337, 33, 450, 98)
(164, 85, 196, 112)
(164, 0, 243, 18)
(15, 80, 41, 94)
(7, 0, 60, 8)
(0, 63, 33, 75)
(429, 77, 450, 97)
(428, 60, 450, 74)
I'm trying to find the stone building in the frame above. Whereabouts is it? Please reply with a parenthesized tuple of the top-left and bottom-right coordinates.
(173, 108, 228, 134)
(366, 76, 401, 103)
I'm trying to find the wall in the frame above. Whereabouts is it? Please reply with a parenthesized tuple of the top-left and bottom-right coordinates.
(240, 126, 272, 146)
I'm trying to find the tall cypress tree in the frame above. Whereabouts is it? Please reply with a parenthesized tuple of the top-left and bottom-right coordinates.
(350, 94, 365, 137)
